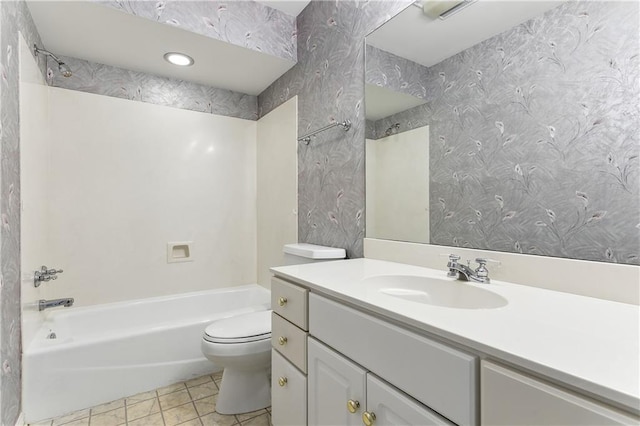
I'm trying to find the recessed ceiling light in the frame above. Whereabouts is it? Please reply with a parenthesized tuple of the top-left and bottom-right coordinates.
(163, 52, 194, 67)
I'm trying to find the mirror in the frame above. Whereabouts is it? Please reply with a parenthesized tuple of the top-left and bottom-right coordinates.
(365, 1, 639, 264)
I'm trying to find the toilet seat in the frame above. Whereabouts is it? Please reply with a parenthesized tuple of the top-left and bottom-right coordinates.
(203, 310, 271, 344)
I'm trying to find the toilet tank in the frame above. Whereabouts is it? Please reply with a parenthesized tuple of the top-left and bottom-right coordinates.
(282, 243, 346, 265)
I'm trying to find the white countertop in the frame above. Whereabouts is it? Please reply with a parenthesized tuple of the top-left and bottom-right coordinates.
(271, 258, 640, 414)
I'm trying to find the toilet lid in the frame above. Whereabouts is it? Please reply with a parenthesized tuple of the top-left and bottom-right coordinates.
(204, 310, 271, 343)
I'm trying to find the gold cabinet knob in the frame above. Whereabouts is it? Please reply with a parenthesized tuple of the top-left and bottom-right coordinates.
(362, 411, 376, 426)
(278, 297, 287, 306)
(347, 399, 360, 414)
(278, 336, 288, 345)
(278, 377, 288, 387)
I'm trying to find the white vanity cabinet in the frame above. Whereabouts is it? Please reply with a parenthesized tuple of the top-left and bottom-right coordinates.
(309, 293, 477, 426)
(308, 337, 366, 426)
(481, 361, 637, 425)
(271, 277, 309, 426)
(308, 337, 455, 426)
(270, 273, 640, 426)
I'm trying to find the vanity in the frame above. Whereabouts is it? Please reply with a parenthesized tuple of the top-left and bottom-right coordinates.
(269, 258, 639, 426)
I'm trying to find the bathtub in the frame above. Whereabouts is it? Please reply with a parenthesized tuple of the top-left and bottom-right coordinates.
(23, 284, 271, 423)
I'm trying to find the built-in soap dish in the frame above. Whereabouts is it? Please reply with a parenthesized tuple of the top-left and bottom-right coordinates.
(167, 241, 194, 263)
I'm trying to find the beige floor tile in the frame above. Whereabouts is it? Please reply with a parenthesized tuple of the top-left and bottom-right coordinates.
(127, 398, 161, 422)
(28, 420, 53, 426)
(89, 407, 126, 426)
(157, 382, 187, 396)
(185, 376, 212, 388)
(187, 382, 218, 400)
(52, 409, 90, 426)
(175, 418, 202, 426)
(239, 414, 270, 426)
(193, 395, 217, 417)
(162, 403, 198, 426)
(235, 410, 267, 423)
(60, 419, 90, 426)
(126, 390, 158, 406)
(199, 412, 236, 426)
(211, 372, 223, 388)
(127, 412, 164, 426)
(159, 389, 192, 411)
(91, 399, 125, 416)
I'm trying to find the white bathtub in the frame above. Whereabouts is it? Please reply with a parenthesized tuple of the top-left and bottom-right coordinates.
(23, 285, 271, 423)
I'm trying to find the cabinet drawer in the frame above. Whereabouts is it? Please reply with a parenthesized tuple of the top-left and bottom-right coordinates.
(271, 349, 307, 426)
(271, 277, 308, 330)
(309, 294, 477, 426)
(272, 312, 308, 373)
(481, 361, 638, 425)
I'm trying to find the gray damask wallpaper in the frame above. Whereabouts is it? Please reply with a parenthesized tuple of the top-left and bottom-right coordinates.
(366, 44, 431, 101)
(96, 0, 297, 62)
(259, 0, 411, 258)
(365, 1, 639, 264)
(51, 56, 259, 120)
(0, 1, 46, 424)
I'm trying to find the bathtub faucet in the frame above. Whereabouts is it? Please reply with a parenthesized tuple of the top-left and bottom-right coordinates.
(38, 298, 74, 311)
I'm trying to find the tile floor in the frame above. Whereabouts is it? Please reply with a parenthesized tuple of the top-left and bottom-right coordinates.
(29, 372, 272, 426)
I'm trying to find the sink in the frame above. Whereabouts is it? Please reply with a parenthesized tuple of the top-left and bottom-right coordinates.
(362, 275, 508, 309)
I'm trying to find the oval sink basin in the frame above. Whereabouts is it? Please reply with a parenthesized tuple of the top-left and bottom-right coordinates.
(362, 275, 508, 309)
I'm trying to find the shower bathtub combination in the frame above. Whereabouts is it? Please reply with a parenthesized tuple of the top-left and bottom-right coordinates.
(22, 284, 271, 423)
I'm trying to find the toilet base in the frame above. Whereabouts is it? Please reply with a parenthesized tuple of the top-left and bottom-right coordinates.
(216, 367, 271, 415)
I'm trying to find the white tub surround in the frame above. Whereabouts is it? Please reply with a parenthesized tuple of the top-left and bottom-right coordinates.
(44, 87, 257, 307)
(256, 96, 298, 289)
(364, 238, 640, 305)
(23, 285, 270, 423)
(270, 259, 639, 417)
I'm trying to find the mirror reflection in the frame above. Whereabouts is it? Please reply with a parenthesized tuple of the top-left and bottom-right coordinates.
(365, 0, 639, 264)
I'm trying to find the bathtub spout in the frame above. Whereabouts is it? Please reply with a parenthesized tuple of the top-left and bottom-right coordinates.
(39, 298, 74, 311)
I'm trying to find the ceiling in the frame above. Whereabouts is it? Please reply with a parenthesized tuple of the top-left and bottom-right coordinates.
(367, 1, 565, 68)
(27, 1, 299, 96)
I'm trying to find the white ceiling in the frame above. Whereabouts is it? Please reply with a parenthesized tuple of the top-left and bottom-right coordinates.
(367, 1, 565, 68)
(27, 1, 297, 96)
(256, 0, 310, 17)
(365, 84, 427, 121)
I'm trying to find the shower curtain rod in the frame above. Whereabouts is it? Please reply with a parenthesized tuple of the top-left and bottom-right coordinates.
(298, 119, 352, 144)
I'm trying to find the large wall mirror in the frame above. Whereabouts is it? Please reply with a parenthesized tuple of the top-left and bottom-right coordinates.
(364, 0, 639, 265)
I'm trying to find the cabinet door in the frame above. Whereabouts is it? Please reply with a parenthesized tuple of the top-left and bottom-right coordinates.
(308, 338, 366, 426)
(365, 374, 455, 426)
(481, 361, 638, 425)
(271, 350, 306, 426)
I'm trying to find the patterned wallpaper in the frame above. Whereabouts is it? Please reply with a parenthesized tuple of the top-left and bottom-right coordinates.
(365, 1, 639, 264)
(95, 0, 297, 62)
(51, 56, 258, 120)
(0, 1, 46, 424)
(366, 44, 431, 101)
(259, 0, 411, 258)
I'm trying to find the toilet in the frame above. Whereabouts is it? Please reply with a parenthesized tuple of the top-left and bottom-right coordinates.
(201, 243, 346, 414)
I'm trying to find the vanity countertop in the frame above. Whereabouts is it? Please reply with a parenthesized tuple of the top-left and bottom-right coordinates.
(271, 258, 640, 414)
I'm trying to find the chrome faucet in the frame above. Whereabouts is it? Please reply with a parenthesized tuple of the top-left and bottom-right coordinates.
(447, 255, 492, 284)
(38, 298, 74, 311)
(34, 265, 64, 287)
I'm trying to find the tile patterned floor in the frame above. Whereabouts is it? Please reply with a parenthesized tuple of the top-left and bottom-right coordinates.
(29, 372, 272, 426)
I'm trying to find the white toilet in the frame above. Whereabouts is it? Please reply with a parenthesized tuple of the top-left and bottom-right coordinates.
(201, 243, 346, 414)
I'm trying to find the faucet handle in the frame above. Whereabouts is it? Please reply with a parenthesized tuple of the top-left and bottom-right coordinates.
(448, 254, 461, 262)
